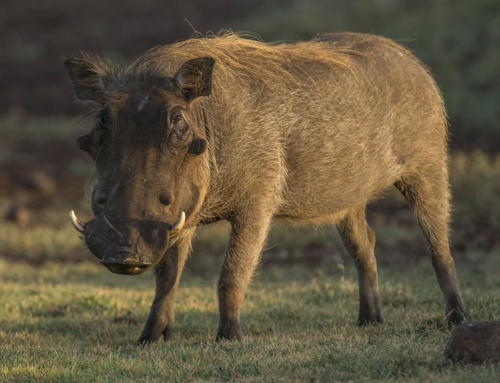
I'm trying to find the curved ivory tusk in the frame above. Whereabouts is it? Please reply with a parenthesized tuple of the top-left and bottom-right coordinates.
(170, 211, 185, 237)
(69, 210, 85, 233)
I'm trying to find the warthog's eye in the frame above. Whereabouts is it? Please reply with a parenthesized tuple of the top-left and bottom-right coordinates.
(172, 114, 183, 124)
(90, 111, 108, 146)
(77, 111, 108, 156)
(98, 113, 107, 127)
(167, 110, 189, 144)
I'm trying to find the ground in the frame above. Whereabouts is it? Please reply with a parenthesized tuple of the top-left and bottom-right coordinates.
(0, 117, 499, 381)
(1, 254, 500, 382)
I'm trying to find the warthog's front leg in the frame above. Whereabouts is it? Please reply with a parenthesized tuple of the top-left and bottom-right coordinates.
(338, 206, 383, 325)
(217, 208, 273, 341)
(138, 230, 193, 345)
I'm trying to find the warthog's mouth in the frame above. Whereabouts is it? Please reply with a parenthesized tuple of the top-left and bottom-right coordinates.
(69, 210, 185, 275)
(99, 251, 153, 275)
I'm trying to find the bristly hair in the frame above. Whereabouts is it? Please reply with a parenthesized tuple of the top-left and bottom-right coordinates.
(65, 30, 443, 221)
(129, 30, 359, 88)
(64, 30, 432, 114)
(66, 30, 369, 99)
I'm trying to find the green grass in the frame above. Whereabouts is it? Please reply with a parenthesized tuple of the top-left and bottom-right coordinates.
(1, 116, 500, 381)
(1, 256, 500, 382)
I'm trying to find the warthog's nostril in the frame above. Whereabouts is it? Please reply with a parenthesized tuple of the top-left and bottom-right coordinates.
(159, 192, 175, 206)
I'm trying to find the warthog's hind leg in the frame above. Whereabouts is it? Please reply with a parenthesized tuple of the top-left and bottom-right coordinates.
(395, 169, 469, 324)
(338, 206, 383, 325)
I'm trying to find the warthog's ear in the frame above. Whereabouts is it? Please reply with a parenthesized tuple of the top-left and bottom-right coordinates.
(174, 57, 215, 102)
(64, 59, 106, 104)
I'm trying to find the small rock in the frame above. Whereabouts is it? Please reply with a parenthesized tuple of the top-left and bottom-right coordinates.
(445, 321, 500, 363)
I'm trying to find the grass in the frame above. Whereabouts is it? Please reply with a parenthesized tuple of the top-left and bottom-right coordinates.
(1, 255, 500, 382)
(1, 116, 500, 381)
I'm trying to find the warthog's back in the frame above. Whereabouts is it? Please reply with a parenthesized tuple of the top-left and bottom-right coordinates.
(131, 32, 448, 223)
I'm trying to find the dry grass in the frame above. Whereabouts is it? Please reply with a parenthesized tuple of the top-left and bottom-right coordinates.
(1, 255, 500, 382)
(1, 117, 499, 381)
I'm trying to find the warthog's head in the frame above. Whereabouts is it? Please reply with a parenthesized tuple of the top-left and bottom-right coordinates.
(65, 56, 214, 275)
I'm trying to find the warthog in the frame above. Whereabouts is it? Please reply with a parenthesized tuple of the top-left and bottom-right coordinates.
(66, 32, 469, 344)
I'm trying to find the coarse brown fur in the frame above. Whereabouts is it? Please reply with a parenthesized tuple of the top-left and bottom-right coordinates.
(65, 31, 469, 344)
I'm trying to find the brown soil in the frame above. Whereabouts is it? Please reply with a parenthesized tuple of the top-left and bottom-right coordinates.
(0, 0, 265, 115)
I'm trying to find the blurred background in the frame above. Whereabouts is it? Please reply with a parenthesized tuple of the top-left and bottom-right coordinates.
(0, 0, 499, 275)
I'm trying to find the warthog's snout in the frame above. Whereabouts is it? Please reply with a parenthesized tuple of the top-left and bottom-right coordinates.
(69, 210, 185, 275)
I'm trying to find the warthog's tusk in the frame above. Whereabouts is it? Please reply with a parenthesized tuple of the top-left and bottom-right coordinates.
(69, 210, 85, 233)
(170, 211, 185, 237)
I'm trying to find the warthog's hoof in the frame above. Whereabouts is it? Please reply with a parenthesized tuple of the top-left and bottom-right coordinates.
(445, 321, 500, 363)
(357, 312, 383, 326)
(216, 320, 243, 342)
(446, 306, 470, 325)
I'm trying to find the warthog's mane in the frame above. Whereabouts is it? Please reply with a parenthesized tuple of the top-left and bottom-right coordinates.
(69, 31, 424, 126)
(71, 31, 389, 99)
(128, 30, 362, 92)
